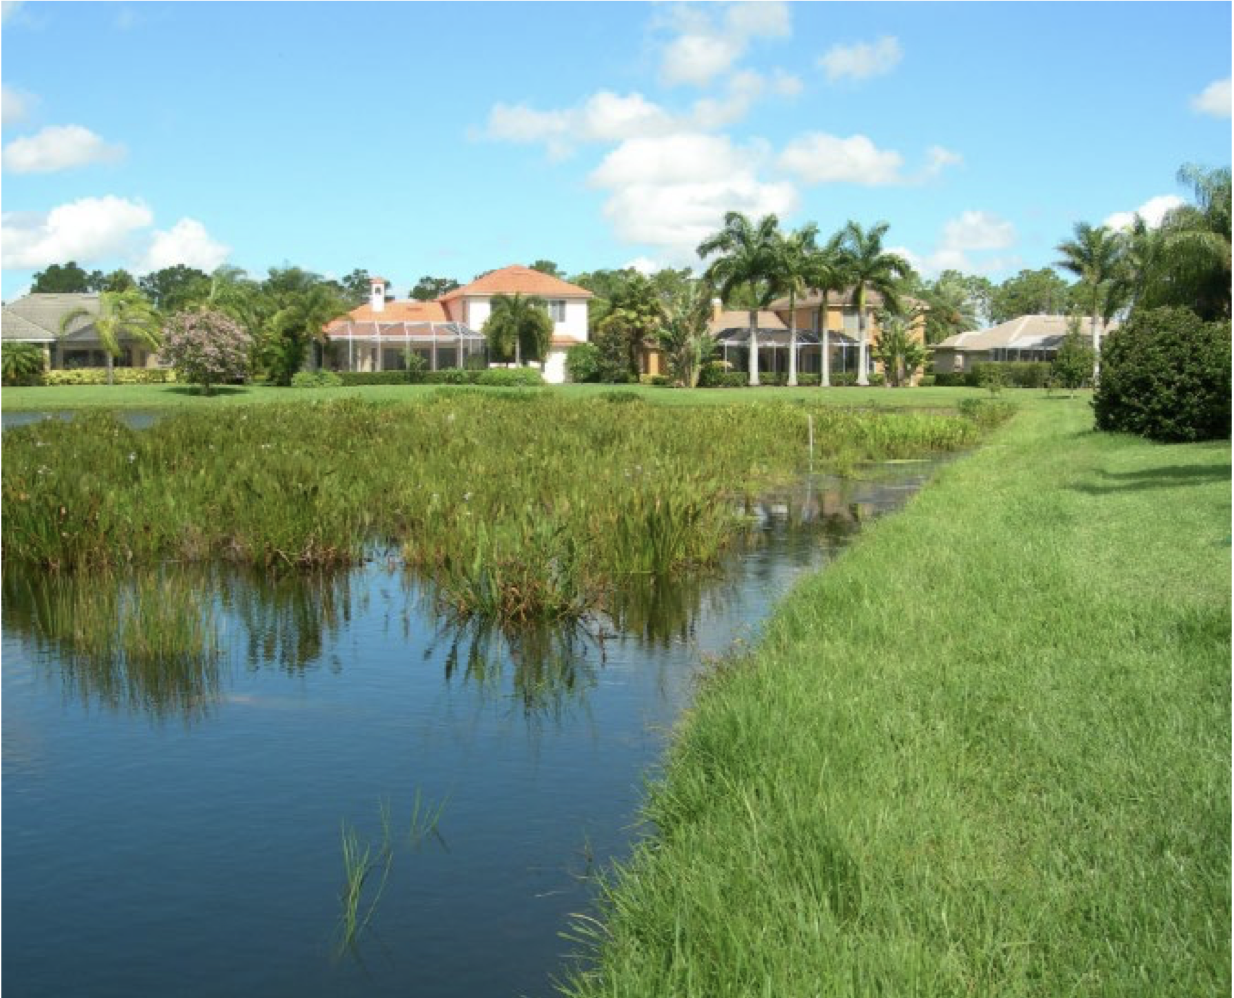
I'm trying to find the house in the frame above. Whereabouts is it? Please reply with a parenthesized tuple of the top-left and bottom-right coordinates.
(0, 293, 162, 369)
(933, 314, 1119, 374)
(706, 305, 861, 379)
(324, 266, 594, 384)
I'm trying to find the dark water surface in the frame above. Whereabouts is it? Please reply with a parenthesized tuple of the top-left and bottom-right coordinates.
(2, 409, 164, 431)
(2, 463, 940, 998)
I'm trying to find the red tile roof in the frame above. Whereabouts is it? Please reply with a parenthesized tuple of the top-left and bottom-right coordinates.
(441, 265, 593, 301)
(327, 299, 448, 331)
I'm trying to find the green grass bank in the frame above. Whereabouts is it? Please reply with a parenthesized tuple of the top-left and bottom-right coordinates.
(565, 398, 1231, 997)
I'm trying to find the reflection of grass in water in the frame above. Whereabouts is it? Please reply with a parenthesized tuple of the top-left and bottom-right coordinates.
(9, 569, 222, 720)
(335, 793, 448, 958)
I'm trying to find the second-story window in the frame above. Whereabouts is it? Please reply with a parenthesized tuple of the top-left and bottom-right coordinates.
(548, 300, 566, 323)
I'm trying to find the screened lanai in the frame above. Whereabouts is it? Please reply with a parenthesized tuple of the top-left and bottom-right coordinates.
(328, 320, 487, 373)
(714, 326, 863, 377)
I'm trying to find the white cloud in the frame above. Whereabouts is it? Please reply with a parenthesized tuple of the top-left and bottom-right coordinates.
(941, 210, 1016, 252)
(1103, 194, 1185, 231)
(924, 145, 963, 177)
(1, 195, 153, 269)
(818, 36, 902, 83)
(624, 256, 660, 275)
(2, 85, 35, 126)
(896, 210, 1020, 278)
(1191, 78, 1231, 118)
(590, 133, 797, 263)
(2, 125, 125, 173)
(778, 133, 905, 185)
(659, 1, 792, 87)
(140, 218, 230, 273)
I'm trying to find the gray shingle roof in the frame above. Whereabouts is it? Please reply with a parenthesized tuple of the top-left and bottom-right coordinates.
(936, 314, 1119, 352)
(2, 293, 100, 341)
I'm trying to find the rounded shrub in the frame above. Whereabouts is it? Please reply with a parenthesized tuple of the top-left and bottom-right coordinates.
(162, 309, 251, 394)
(1093, 307, 1231, 442)
(566, 342, 602, 383)
(2, 342, 48, 386)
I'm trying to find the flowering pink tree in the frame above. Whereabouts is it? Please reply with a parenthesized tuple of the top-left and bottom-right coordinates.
(161, 309, 251, 394)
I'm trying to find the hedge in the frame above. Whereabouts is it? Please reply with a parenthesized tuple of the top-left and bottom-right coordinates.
(40, 367, 178, 386)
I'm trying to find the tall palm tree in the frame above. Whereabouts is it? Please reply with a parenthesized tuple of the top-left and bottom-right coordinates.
(698, 212, 783, 387)
(484, 293, 553, 366)
(774, 223, 820, 387)
(807, 231, 852, 388)
(59, 288, 162, 386)
(1055, 221, 1125, 382)
(840, 221, 911, 386)
(259, 268, 350, 384)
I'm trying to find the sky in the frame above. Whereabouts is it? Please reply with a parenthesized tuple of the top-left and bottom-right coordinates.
(0, 1, 1230, 301)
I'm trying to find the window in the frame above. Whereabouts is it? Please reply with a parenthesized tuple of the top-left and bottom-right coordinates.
(842, 308, 860, 335)
(548, 300, 566, 323)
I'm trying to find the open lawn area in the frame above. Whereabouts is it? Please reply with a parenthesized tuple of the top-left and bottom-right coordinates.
(4, 381, 1003, 411)
(565, 397, 1231, 997)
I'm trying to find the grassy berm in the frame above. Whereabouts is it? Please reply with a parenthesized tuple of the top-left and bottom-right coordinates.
(564, 397, 1230, 997)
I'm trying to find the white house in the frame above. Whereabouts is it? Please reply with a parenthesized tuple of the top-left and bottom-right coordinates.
(325, 266, 593, 384)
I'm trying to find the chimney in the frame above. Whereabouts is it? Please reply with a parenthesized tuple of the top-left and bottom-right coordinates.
(370, 276, 388, 313)
(711, 297, 723, 322)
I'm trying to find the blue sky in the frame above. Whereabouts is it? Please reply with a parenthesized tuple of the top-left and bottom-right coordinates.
(1, 1, 1229, 300)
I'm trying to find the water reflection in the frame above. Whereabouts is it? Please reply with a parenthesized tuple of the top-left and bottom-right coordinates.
(2, 462, 946, 725)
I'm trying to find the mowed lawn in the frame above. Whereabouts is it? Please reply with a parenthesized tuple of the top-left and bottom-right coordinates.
(1, 381, 994, 411)
(565, 397, 1231, 997)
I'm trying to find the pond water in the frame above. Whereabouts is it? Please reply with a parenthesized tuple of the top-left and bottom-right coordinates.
(2, 462, 941, 998)
(2, 409, 165, 431)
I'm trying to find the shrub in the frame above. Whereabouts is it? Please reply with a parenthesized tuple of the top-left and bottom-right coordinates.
(638, 374, 673, 387)
(566, 343, 602, 383)
(967, 362, 1052, 389)
(828, 372, 858, 387)
(474, 368, 544, 387)
(1050, 335, 1095, 392)
(958, 397, 1017, 428)
(2, 342, 47, 386)
(932, 371, 968, 387)
(162, 309, 251, 394)
(337, 371, 411, 386)
(43, 367, 177, 386)
(869, 372, 886, 388)
(1093, 307, 1231, 442)
(290, 370, 343, 388)
(697, 361, 732, 388)
(404, 352, 429, 383)
(797, 373, 821, 387)
(918, 374, 937, 387)
(421, 368, 472, 385)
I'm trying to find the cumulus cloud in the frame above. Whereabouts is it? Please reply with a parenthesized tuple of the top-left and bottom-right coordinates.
(2, 124, 125, 173)
(140, 218, 231, 273)
(818, 36, 902, 83)
(589, 133, 797, 264)
(1103, 194, 1185, 231)
(659, 1, 792, 87)
(779, 133, 961, 186)
(1, 195, 153, 269)
(1191, 78, 1231, 118)
(2, 85, 35, 126)
(778, 132, 905, 185)
(896, 210, 1020, 278)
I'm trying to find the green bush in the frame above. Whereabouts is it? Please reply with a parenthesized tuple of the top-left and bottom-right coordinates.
(421, 368, 472, 385)
(967, 361, 1052, 389)
(404, 352, 429, 382)
(932, 371, 968, 387)
(869, 372, 886, 388)
(474, 368, 544, 387)
(958, 397, 1017, 428)
(918, 374, 937, 387)
(291, 370, 343, 388)
(638, 374, 673, 387)
(796, 374, 821, 387)
(566, 343, 602, 383)
(336, 371, 412, 386)
(43, 367, 177, 386)
(828, 372, 858, 387)
(1093, 307, 1231, 442)
(2, 342, 47, 386)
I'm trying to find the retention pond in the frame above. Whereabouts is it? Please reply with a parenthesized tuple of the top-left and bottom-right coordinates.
(3, 460, 943, 998)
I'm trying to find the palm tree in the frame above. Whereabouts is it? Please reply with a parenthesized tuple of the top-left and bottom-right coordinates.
(1055, 221, 1125, 382)
(920, 273, 979, 345)
(698, 212, 783, 387)
(840, 221, 911, 386)
(806, 231, 852, 388)
(260, 269, 350, 385)
(484, 293, 553, 367)
(656, 280, 714, 388)
(774, 223, 821, 387)
(1141, 164, 1232, 320)
(59, 288, 162, 386)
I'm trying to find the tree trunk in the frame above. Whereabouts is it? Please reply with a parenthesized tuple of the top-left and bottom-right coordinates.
(514, 336, 521, 367)
(787, 292, 798, 387)
(1090, 311, 1100, 385)
(106, 351, 115, 386)
(856, 293, 870, 387)
(821, 294, 831, 388)
(748, 308, 760, 387)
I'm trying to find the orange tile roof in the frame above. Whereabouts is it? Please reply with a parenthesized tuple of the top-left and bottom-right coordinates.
(325, 300, 449, 333)
(441, 265, 593, 301)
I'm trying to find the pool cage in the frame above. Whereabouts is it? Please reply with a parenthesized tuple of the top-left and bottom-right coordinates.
(326, 321, 488, 373)
(714, 327, 864, 378)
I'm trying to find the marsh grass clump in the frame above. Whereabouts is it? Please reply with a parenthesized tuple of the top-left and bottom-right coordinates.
(3, 397, 992, 623)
